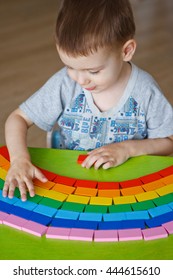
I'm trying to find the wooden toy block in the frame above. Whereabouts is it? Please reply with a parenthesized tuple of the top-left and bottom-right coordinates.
(103, 212, 126, 222)
(54, 175, 76, 186)
(44, 190, 68, 202)
(109, 204, 132, 213)
(161, 174, 173, 185)
(14, 200, 37, 211)
(84, 205, 108, 214)
(0, 211, 10, 223)
(61, 201, 86, 212)
(79, 212, 102, 222)
(131, 200, 155, 211)
(97, 182, 119, 190)
(52, 183, 75, 194)
(77, 154, 88, 164)
(38, 167, 57, 181)
(11, 205, 32, 219)
(148, 205, 172, 218)
(120, 178, 142, 189)
(74, 220, 98, 230)
(90, 196, 112, 206)
(0, 146, 10, 161)
(142, 226, 168, 240)
(66, 194, 90, 204)
(162, 221, 173, 234)
(94, 229, 118, 242)
(27, 194, 43, 203)
(98, 221, 124, 230)
(0, 167, 7, 180)
(118, 228, 143, 241)
(2, 164, 10, 171)
(33, 204, 57, 217)
(142, 179, 165, 192)
(0, 178, 4, 190)
(158, 165, 173, 177)
(74, 179, 97, 189)
(74, 187, 98, 197)
(0, 155, 10, 167)
(34, 186, 47, 196)
(125, 210, 150, 220)
(140, 172, 162, 184)
(55, 209, 79, 220)
(135, 191, 159, 202)
(39, 197, 62, 209)
(29, 212, 52, 226)
(121, 186, 144, 196)
(3, 214, 28, 230)
(0, 191, 19, 205)
(33, 179, 55, 190)
(98, 189, 120, 198)
(46, 227, 71, 239)
(168, 202, 173, 210)
(113, 195, 136, 205)
(22, 220, 48, 237)
(51, 218, 75, 228)
(156, 184, 173, 196)
(152, 193, 173, 206)
(0, 201, 13, 214)
(122, 219, 146, 229)
(69, 228, 94, 241)
(145, 211, 173, 228)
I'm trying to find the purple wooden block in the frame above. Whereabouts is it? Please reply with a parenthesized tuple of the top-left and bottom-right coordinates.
(46, 227, 71, 239)
(94, 230, 118, 242)
(69, 228, 94, 241)
(0, 211, 9, 224)
(22, 220, 48, 237)
(118, 228, 143, 241)
(162, 221, 173, 234)
(142, 226, 168, 241)
(3, 214, 28, 230)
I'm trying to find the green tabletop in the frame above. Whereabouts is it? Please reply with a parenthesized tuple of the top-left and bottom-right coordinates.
(0, 147, 173, 260)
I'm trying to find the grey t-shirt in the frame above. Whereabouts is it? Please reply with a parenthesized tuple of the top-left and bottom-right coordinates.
(20, 63, 173, 150)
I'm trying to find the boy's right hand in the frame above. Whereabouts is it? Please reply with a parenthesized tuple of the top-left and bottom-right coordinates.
(2, 158, 48, 201)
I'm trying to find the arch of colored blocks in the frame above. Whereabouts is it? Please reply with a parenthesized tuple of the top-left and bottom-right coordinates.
(0, 145, 173, 242)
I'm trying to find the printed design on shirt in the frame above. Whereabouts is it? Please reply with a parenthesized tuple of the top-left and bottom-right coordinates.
(57, 92, 147, 150)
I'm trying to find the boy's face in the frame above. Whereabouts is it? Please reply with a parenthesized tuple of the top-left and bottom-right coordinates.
(57, 46, 126, 94)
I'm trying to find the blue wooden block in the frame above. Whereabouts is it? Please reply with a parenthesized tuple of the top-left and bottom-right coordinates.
(103, 212, 126, 222)
(98, 221, 124, 230)
(14, 200, 37, 211)
(74, 220, 98, 230)
(0, 191, 19, 205)
(148, 205, 172, 218)
(122, 219, 146, 229)
(145, 211, 173, 228)
(0, 201, 13, 213)
(79, 212, 102, 222)
(29, 212, 52, 226)
(10, 205, 32, 219)
(125, 211, 150, 220)
(51, 218, 75, 228)
(33, 204, 57, 218)
(55, 210, 79, 220)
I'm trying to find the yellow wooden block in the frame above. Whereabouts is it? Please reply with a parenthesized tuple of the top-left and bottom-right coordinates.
(142, 179, 165, 191)
(98, 189, 120, 198)
(161, 175, 173, 185)
(44, 190, 68, 202)
(135, 191, 159, 202)
(0, 167, 7, 180)
(90, 197, 112, 206)
(67, 194, 90, 204)
(121, 186, 144, 196)
(156, 183, 173, 196)
(34, 186, 48, 196)
(74, 187, 98, 197)
(113, 195, 136, 205)
(52, 183, 75, 194)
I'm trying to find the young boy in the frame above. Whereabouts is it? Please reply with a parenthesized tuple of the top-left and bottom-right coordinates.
(3, 0, 173, 201)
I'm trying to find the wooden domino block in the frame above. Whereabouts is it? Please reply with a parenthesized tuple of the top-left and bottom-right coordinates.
(22, 220, 48, 237)
(161, 174, 173, 185)
(0, 167, 7, 180)
(46, 227, 71, 239)
(162, 221, 173, 234)
(142, 226, 168, 240)
(142, 179, 165, 192)
(74, 187, 98, 197)
(66, 194, 90, 204)
(0, 155, 10, 167)
(3, 214, 28, 230)
(0, 146, 10, 161)
(121, 186, 144, 196)
(158, 165, 173, 177)
(52, 183, 75, 194)
(79, 212, 102, 222)
(118, 228, 143, 241)
(74, 179, 97, 189)
(113, 195, 136, 205)
(69, 228, 94, 241)
(90, 196, 112, 206)
(55, 209, 79, 220)
(140, 172, 162, 184)
(33, 179, 55, 190)
(135, 191, 159, 202)
(77, 154, 88, 164)
(98, 189, 120, 198)
(0, 211, 10, 223)
(120, 178, 142, 189)
(97, 182, 119, 190)
(156, 184, 173, 196)
(94, 230, 118, 242)
(54, 175, 76, 186)
(44, 190, 68, 202)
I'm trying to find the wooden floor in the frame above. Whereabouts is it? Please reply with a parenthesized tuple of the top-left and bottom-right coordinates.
(0, 0, 173, 147)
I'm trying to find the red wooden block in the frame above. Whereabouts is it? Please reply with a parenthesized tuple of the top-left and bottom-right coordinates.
(0, 146, 10, 161)
(140, 172, 162, 184)
(74, 179, 97, 189)
(54, 175, 76, 186)
(158, 165, 173, 177)
(97, 182, 119, 190)
(120, 178, 142, 189)
(38, 167, 57, 181)
(77, 155, 88, 164)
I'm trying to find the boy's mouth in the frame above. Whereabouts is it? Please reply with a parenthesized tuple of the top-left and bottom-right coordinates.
(85, 86, 96, 91)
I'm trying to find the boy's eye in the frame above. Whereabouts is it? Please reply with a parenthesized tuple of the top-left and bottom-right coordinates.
(89, 70, 100, 75)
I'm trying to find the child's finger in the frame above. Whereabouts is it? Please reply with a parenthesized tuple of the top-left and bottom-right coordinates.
(18, 181, 27, 201)
(34, 168, 48, 182)
(25, 178, 35, 197)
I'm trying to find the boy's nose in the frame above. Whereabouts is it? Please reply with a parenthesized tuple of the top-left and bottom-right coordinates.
(76, 72, 89, 86)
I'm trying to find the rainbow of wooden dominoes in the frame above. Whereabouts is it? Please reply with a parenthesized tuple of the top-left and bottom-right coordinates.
(0, 146, 173, 242)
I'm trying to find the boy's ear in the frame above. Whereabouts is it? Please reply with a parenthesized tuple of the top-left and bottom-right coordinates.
(122, 39, 136, 61)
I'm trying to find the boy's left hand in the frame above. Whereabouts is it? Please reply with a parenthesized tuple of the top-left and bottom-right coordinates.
(81, 142, 130, 169)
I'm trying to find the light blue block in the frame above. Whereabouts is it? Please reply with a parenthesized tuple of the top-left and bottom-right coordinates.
(168, 202, 173, 210)
(125, 210, 150, 220)
(33, 204, 57, 217)
(55, 209, 79, 220)
(79, 212, 102, 222)
(14, 200, 37, 211)
(0, 190, 19, 205)
(103, 212, 126, 222)
(148, 204, 172, 218)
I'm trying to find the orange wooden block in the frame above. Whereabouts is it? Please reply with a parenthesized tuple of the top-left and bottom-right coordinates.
(161, 174, 173, 185)
(33, 179, 55, 190)
(0, 155, 10, 167)
(98, 189, 120, 198)
(142, 179, 165, 192)
(75, 187, 98, 197)
(2, 164, 10, 171)
(121, 186, 144, 196)
(52, 183, 75, 194)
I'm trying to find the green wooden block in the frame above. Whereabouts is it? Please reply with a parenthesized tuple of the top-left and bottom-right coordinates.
(152, 193, 173, 206)
(0, 178, 4, 189)
(27, 194, 43, 203)
(61, 201, 85, 212)
(13, 188, 21, 198)
(39, 197, 62, 209)
(131, 200, 155, 211)
(84, 204, 108, 213)
(109, 204, 132, 213)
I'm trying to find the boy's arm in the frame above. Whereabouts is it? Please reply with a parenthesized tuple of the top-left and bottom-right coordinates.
(82, 137, 173, 169)
(3, 108, 47, 201)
